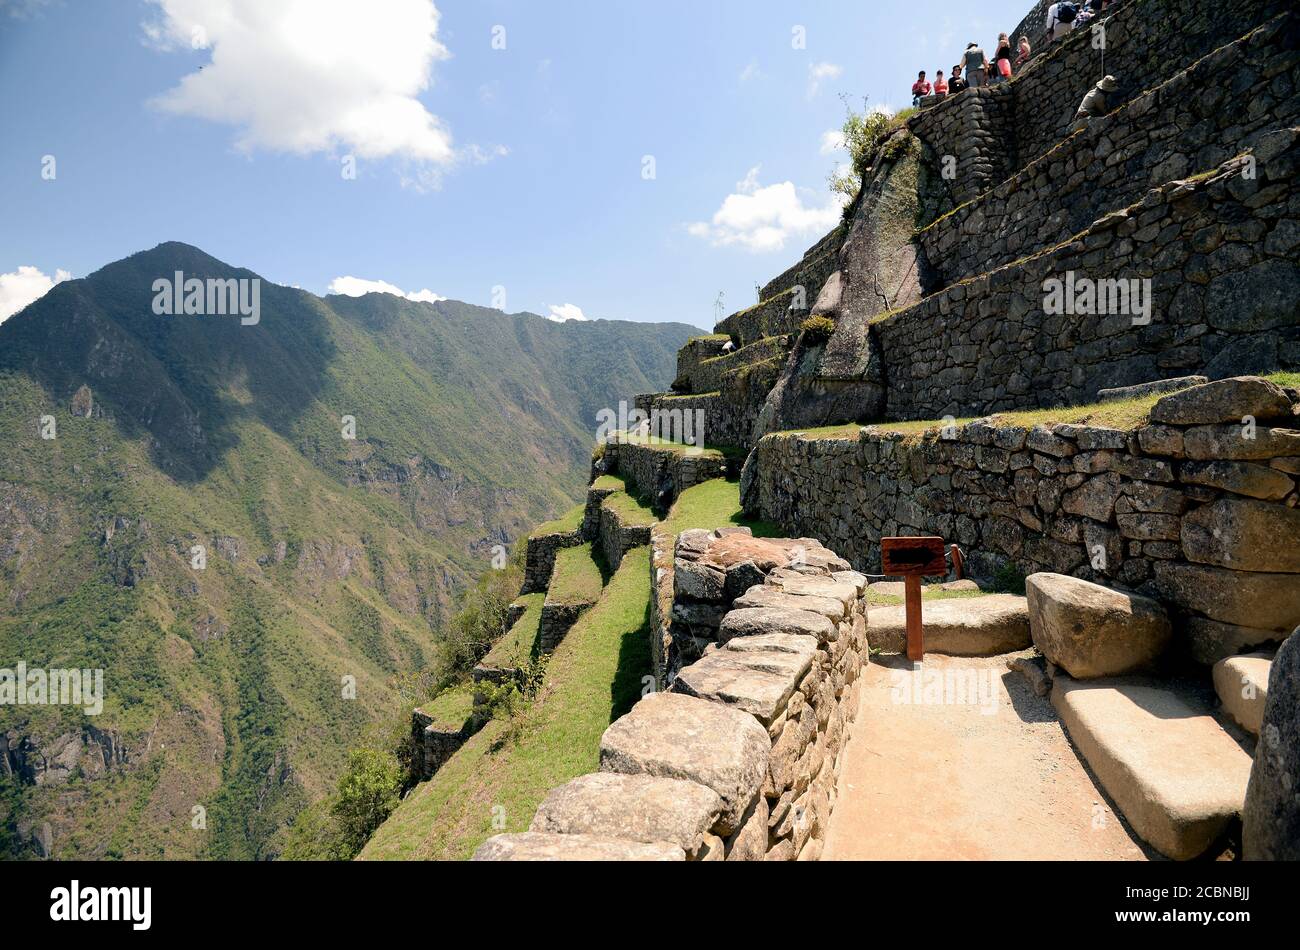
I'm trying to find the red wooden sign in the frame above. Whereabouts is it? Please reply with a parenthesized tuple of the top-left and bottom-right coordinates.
(881, 537, 949, 662)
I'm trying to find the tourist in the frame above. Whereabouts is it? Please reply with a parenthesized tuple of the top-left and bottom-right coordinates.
(964, 42, 988, 88)
(933, 69, 949, 97)
(1014, 36, 1032, 70)
(1045, 1, 1080, 44)
(948, 65, 968, 94)
(993, 32, 1014, 82)
(911, 70, 932, 107)
(1073, 74, 1118, 126)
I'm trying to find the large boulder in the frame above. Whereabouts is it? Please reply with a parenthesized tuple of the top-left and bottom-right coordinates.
(1150, 376, 1294, 425)
(1150, 562, 1300, 634)
(1026, 573, 1172, 678)
(1243, 631, 1300, 860)
(599, 691, 769, 836)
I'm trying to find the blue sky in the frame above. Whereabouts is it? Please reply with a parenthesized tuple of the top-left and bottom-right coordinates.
(0, 0, 1029, 329)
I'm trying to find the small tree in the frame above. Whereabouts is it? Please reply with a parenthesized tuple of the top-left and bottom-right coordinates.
(331, 748, 403, 855)
(829, 97, 912, 202)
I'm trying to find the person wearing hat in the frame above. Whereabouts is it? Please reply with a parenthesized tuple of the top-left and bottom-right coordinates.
(1074, 74, 1118, 126)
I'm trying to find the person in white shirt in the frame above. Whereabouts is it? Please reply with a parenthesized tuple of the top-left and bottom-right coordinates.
(1045, 2, 1079, 44)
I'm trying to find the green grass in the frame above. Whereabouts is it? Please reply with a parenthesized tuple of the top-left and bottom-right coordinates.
(358, 546, 653, 861)
(657, 478, 779, 540)
(601, 490, 656, 527)
(771, 423, 864, 440)
(530, 502, 585, 538)
(480, 593, 545, 670)
(774, 372, 1300, 445)
(419, 685, 476, 728)
(546, 544, 605, 605)
(611, 431, 726, 459)
(866, 587, 990, 607)
(590, 474, 626, 492)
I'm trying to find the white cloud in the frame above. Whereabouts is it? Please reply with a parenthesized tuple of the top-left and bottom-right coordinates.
(819, 129, 846, 155)
(687, 166, 845, 254)
(327, 275, 445, 303)
(0, 265, 70, 324)
(739, 60, 760, 83)
(143, 0, 489, 182)
(807, 61, 842, 99)
(545, 303, 587, 323)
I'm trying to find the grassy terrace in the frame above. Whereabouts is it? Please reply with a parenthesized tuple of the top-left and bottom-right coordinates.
(590, 473, 626, 492)
(770, 371, 1300, 444)
(602, 489, 656, 527)
(359, 547, 653, 861)
(658, 478, 779, 540)
(529, 501, 584, 538)
(418, 684, 476, 729)
(609, 431, 727, 458)
(480, 592, 545, 670)
(547, 543, 605, 605)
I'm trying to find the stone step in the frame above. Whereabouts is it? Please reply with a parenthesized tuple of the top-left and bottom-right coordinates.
(1052, 677, 1254, 860)
(1212, 652, 1273, 735)
(866, 594, 1030, 656)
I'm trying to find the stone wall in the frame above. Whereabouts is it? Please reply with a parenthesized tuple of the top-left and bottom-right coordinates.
(472, 530, 869, 861)
(875, 138, 1299, 420)
(917, 13, 1300, 293)
(600, 437, 728, 512)
(597, 498, 653, 572)
(908, 0, 1286, 213)
(410, 708, 480, 781)
(673, 335, 730, 393)
(758, 224, 847, 305)
(520, 527, 584, 595)
(747, 376, 1300, 667)
(910, 85, 1018, 211)
(715, 287, 806, 350)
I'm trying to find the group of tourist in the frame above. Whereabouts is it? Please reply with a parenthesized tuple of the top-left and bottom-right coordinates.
(910, 34, 1030, 107)
(910, 0, 1120, 107)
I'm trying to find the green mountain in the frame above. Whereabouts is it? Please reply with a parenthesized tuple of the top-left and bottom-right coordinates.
(0, 242, 698, 859)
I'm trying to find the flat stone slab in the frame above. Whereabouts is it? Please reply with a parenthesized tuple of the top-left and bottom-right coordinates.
(1052, 678, 1253, 860)
(718, 605, 836, 644)
(732, 584, 846, 620)
(472, 831, 685, 861)
(1212, 653, 1272, 736)
(867, 594, 1030, 656)
(768, 570, 859, 606)
(599, 691, 770, 836)
(531, 772, 722, 853)
(1150, 376, 1293, 425)
(671, 636, 816, 725)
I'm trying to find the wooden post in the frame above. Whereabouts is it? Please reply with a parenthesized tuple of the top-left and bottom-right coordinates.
(905, 574, 924, 661)
(880, 536, 948, 664)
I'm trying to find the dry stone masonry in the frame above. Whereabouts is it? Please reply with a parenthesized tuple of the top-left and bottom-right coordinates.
(474, 529, 869, 861)
(748, 377, 1300, 667)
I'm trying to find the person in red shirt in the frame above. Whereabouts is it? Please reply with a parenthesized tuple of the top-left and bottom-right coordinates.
(911, 71, 932, 107)
(933, 69, 949, 97)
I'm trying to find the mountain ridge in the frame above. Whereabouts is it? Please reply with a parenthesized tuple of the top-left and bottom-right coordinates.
(0, 241, 697, 859)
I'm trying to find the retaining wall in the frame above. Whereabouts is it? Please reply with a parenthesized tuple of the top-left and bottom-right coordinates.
(917, 13, 1300, 293)
(748, 379, 1300, 666)
(473, 532, 868, 861)
(875, 137, 1300, 420)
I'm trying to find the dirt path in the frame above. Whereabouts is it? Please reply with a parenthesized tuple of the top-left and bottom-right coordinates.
(823, 653, 1153, 861)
